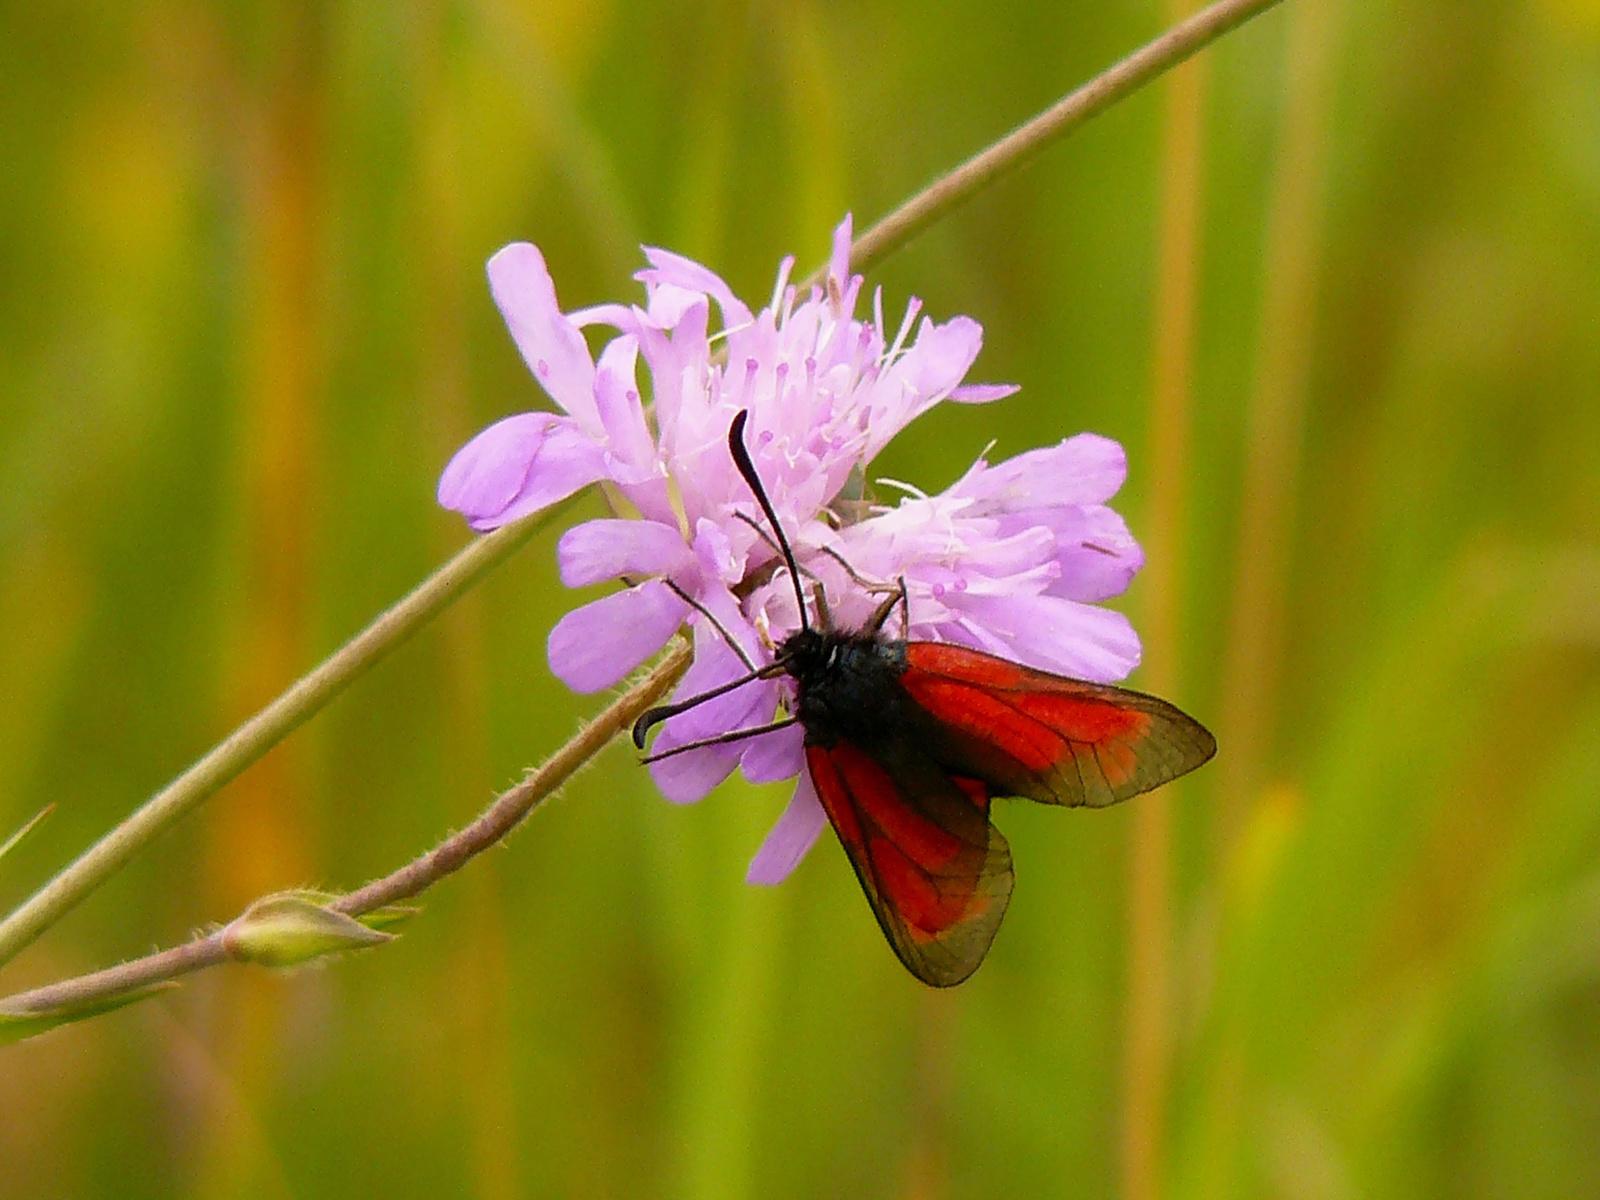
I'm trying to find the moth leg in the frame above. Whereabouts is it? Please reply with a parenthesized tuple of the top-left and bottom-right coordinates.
(812, 581, 834, 633)
(863, 576, 912, 636)
(864, 590, 900, 635)
(733, 512, 828, 587)
(665, 579, 757, 671)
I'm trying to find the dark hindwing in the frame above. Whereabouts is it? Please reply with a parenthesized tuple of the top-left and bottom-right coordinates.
(805, 741, 1013, 987)
(898, 643, 1217, 808)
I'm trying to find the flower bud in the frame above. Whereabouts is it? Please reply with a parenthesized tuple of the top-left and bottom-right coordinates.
(222, 894, 393, 968)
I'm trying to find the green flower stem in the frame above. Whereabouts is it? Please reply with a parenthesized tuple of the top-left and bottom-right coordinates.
(811, 0, 1288, 286)
(0, 508, 559, 971)
(0, 640, 690, 1025)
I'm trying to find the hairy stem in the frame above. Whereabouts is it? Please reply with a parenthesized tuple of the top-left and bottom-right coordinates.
(0, 508, 560, 970)
(807, 0, 1286, 286)
(0, 641, 690, 1021)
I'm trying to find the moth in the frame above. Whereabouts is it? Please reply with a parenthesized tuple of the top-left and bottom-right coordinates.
(635, 412, 1215, 986)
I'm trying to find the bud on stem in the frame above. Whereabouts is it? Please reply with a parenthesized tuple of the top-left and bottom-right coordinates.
(222, 893, 395, 968)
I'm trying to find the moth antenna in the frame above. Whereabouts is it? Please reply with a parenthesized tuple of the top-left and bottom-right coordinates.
(728, 410, 809, 633)
(639, 717, 799, 764)
(897, 575, 911, 638)
(631, 658, 790, 748)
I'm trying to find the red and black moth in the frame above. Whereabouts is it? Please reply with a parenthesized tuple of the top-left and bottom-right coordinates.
(633, 412, 1216, 987)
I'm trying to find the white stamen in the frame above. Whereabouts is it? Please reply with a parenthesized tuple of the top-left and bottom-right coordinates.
(769, 255, 796, 313)
(874, 476, 930, 501)
(886, 296, 922, 365)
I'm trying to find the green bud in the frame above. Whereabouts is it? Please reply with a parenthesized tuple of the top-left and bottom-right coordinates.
(222, 894, 393, 968)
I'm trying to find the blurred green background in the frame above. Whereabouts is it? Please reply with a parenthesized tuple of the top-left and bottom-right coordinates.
(3, 0, 1600, 1196)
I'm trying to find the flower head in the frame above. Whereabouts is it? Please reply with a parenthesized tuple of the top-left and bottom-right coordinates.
(439, 217, 1143, 884)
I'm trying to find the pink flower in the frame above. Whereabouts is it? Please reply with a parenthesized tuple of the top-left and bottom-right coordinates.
(439, 217, 1143, 886)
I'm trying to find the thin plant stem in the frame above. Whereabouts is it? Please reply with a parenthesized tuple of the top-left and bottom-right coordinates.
(1125, 1, 1211, 1195)
(0, 506, 562, 970)
(0, 641, 691, 1021)
(807, 0, 1287, 287)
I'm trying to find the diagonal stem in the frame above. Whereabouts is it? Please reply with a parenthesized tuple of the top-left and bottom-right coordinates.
(805, 0, 1287, 287)
(0, 641, 690, 1021)
(0, 506, 561, 970)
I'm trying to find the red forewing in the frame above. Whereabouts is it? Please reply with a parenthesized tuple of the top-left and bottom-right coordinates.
(806, 741, 1012, 988)
(898, 642, 1216, 809)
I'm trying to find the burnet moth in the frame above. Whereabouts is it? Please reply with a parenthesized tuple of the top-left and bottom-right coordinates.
(633, 412, 1216, 987)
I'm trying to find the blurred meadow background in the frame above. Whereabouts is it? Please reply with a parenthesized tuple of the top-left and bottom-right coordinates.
(3, 0, 1600, 1196)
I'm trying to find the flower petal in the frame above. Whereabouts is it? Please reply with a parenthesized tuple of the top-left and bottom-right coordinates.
(438, 412, 609, 531)
(1046, 507, 1145, 602)
(866, 315, 985, 455)
(948, 382, 1019, 403)
(557, 519, 694, 587)
(739, 721, 805, 783)
(828, 213, 854, 291)
(950, 590, 1142, 683)
(648, 740, 739, 805)
(692, 518, 742, 588)
(746, 768, 828, 885)
(487, 243, 600, 430)
(546, 582, 687, 693)
(637, 299, 709, 443)
(954, 434, 1128, 508)
(593, 335, 659, 486)
(638, 247, 753, 329)
(438, 412, 547, 522)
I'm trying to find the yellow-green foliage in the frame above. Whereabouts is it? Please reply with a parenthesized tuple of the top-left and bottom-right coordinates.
(1, 1, 1596, 1196)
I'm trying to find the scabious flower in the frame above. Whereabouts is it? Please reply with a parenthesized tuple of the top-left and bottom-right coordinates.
(439, 216, 1144, 885)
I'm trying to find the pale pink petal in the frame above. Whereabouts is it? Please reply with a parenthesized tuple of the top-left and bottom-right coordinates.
(739, 721, 805, 783)
(438, 412, 547, 520)
(692, 518, 742, 587)
(557, 519, 693, 587)
(948, 383, 1019, 403)
(643, 282, 706, 329)
(828, 214, 853, 290)
(957, 434, 1128, 509)
(866, 315, 984, 455)
(901, 315, 983, 398)
(951, 590, 1141, 683)
(593, 335, 658, 485)
(1046, 507, 1144, 602)
(569, 302, 640, 332)
(438, 412, 609, 531)
(547, 582, 686, 692)
(648, 740, 739, 804)
(638, 300, 709, 440)
(487, 243, 599, 430)
(746, 769, 828, 885)
(639, 247, 753, 328)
